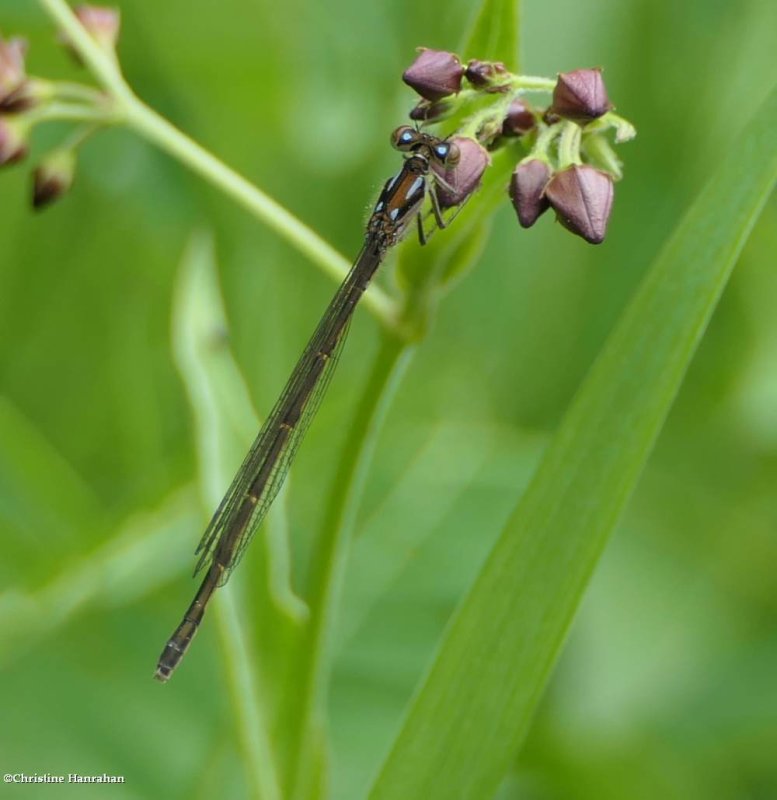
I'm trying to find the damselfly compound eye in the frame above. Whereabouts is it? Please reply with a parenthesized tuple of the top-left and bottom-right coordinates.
(391, 125, 417, 151)
(443, 141, 460, 166)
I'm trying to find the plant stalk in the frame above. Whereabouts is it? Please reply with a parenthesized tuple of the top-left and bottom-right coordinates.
(286, 333, 415, 800)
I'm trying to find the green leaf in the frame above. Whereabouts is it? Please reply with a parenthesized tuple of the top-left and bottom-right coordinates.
(369, 84, 777, 800)
(461, 0, 520, 69)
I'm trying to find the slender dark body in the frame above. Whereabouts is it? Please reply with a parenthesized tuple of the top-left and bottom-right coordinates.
(155, 128, 459, 682)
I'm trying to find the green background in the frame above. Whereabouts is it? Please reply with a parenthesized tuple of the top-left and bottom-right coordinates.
(1, 0, 776, 798)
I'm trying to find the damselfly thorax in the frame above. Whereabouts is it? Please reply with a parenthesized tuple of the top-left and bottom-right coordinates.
(368, 126, 460, 247)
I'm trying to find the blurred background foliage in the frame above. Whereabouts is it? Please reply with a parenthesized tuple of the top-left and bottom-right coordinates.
(0, 0, 776, 798)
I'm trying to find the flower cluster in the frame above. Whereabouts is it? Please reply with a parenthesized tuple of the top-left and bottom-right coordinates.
(401, 48, 635, 244)
(1, 16, 632, 243)
(0, 6, 120, 209)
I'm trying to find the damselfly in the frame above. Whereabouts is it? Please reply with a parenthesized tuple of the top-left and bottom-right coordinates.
(155, 127, 463, 681)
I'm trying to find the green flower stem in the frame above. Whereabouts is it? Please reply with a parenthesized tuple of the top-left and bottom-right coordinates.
(25, 102, 117, 126)
(512, 75, 556, 92)
(285, 333, 416, 800)
(558, 121, 582, 167)
(530, 120, 562, 161)
(36, 0, 398, 330)
(452, 74, 554, 108)
(51, 81, 106, 105)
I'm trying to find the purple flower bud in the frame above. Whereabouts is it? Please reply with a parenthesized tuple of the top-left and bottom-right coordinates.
(0, 36, 27, 105)
(402, 48, 464, 101)
(0, 78, 53, 113)
(74, 5, 121, 52)
(32, 149, 76, 210)
(408, 98, 451, 123)
(0, 117, 28, 167)
(550, 68, 612, 124)
(509, 159, 552, 228)
(501, 99, 536, 137)
(544, 164, 614, 244)
(465, 59, 509, 91)
(433, 137, 490, 209)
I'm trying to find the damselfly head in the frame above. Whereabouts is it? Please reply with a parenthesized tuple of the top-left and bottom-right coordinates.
(391, 126, 459, 169)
